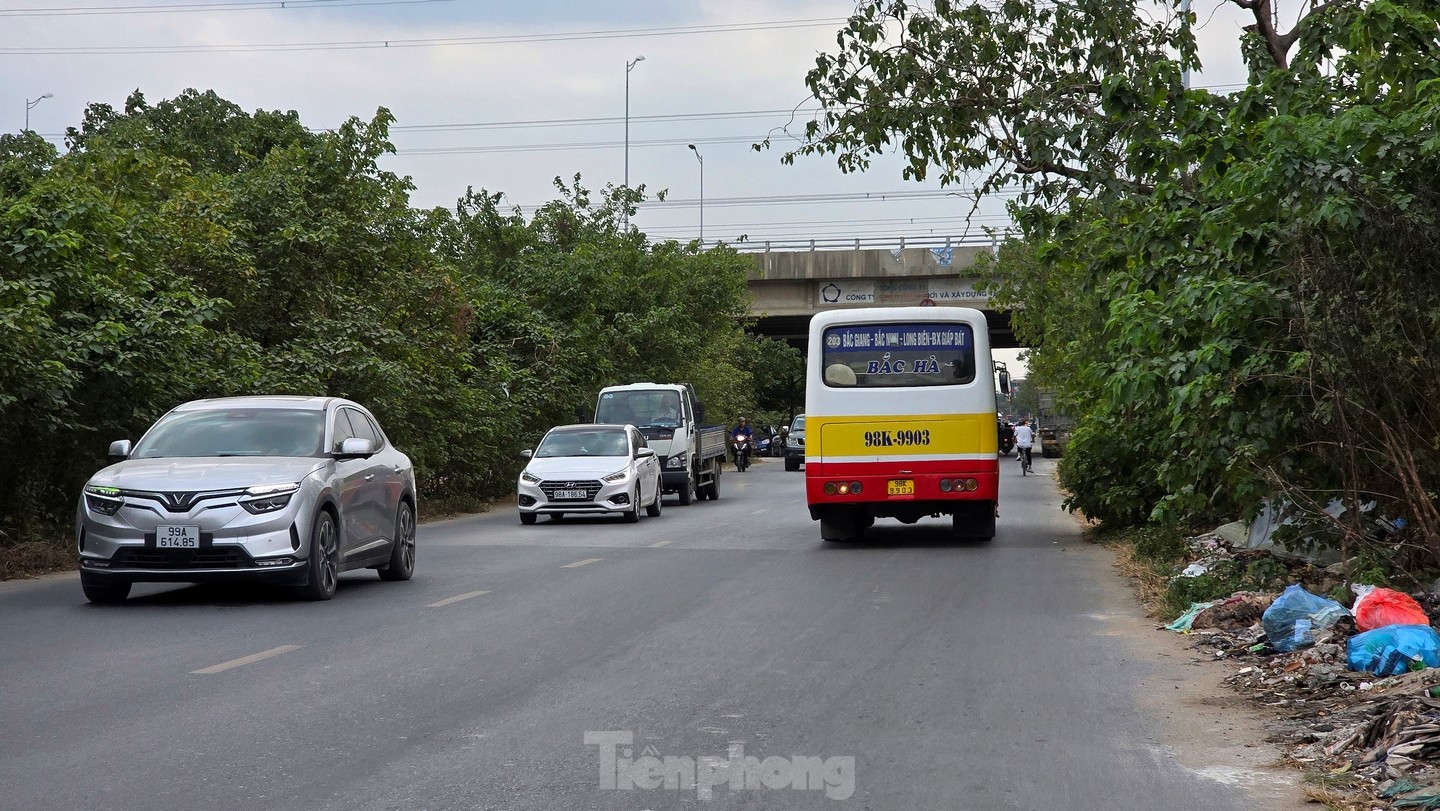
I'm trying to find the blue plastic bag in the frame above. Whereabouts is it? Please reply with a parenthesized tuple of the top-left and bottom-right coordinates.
(1261, 583, 1351, 652)
(1346, 625, 1440, 676)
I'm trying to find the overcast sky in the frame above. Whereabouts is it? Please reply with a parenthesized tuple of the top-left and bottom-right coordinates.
(7, 0, 1260, 374)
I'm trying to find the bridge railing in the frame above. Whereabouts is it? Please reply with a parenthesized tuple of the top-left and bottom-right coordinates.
(725, 234, 1005, 253)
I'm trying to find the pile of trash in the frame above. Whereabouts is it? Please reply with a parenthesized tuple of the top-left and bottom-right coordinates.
(1164, 538, 1440, 806)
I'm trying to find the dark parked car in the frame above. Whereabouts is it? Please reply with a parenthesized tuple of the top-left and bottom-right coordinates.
(784, 414, 806, 471)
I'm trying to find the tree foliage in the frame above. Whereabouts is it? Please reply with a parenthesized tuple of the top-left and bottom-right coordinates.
(792, 0, 1440, 564)
(0, 89, 756, 538)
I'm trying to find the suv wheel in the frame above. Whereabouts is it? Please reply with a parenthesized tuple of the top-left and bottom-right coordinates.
(81, 572, 131, 604)
(299, 511, 339, 601)
(378, 501, 416, 581)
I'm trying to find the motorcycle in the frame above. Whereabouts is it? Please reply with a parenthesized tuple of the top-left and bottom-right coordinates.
(999, 435, 1015, 456)
(733, 435, 752, 472)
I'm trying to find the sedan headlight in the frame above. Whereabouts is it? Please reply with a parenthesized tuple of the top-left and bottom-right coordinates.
(666, 453, 687, 470)
(83, 485, 123, 516)
(603, 468, 631, 484)
(240, 482, 300, 515)
(519, 470, 540, 485)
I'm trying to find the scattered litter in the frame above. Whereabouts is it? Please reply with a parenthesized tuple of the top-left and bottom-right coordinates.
(1354, 587, 1432, 632)
(1262, 583, 1351, 652)
(1348, 625, 1440, 677)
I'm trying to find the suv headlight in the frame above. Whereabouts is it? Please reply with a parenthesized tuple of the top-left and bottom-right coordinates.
(240, 482, 300, 515)
(666, 452, 687, 470)
(603, 468, 631, 484)
(519, 470, 540, 485)
(83, 485, 124, 516)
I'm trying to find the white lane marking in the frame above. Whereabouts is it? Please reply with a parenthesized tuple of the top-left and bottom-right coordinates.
(561, 558, 603, 568)
(191, 645, 302, 675)
(648, 541, 673, 548)
(427, 590, 490, 608)
(749, 508, 769, 515)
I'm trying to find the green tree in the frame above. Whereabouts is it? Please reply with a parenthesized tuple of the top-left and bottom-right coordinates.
(786, 0, 1440, 563)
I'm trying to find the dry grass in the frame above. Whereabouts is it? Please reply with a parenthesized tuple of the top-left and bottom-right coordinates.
(0, 537, 76, 581)
(1109, 541, 1178, 619)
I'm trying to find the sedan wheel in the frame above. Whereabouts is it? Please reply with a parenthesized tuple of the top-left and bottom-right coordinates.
(299, 511, 339, 601)
(378, 501, 416, 582)
(623, 487, 641, 523)
(645, 475, 663, 517)
(519, 512, 537, 525)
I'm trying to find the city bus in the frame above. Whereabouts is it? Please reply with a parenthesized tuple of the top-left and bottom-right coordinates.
(804, 307, 1000, 542)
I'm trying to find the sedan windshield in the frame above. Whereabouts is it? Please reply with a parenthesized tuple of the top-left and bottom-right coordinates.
(132, 409, 326, 458)
(535, 430, 629, 458)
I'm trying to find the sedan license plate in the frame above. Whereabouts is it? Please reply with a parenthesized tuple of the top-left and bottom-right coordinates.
(157, 525, 200, 548)
(554, 489, 589, 500)
(887, 479, 915, 496)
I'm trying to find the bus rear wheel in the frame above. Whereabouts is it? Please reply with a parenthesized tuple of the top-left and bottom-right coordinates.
(820, 507, 865, 542)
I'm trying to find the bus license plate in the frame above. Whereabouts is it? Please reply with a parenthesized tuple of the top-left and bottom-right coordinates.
(887, 479, 915, 496)
(157, 525, 200, 548)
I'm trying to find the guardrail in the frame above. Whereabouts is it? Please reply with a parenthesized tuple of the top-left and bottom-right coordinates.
(725, 234, 1008, 253)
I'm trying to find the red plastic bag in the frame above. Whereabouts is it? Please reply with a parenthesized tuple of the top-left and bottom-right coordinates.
(1354, 587, 1430, 632)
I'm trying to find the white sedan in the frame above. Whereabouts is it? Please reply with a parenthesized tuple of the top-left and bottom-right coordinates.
(517, 424, 663, 525)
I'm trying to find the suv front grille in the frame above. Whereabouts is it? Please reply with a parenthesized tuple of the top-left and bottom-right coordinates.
(539, 480, 602, 502)
(111, 547, 252, 570)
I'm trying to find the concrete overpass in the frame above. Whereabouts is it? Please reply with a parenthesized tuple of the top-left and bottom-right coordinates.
(744, 244, 1017, 348)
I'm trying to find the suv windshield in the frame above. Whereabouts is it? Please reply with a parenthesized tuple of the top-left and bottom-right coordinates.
(133, 408, 325, 458)
(792, 416, 806, 431)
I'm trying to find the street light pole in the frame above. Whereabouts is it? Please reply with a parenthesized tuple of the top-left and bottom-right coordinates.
(624, 55, 645, 192)
(687, 144, 704, 247)
(24, 92, 53, 133)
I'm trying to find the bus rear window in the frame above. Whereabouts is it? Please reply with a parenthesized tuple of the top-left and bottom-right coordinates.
(820, 323, 976, 388)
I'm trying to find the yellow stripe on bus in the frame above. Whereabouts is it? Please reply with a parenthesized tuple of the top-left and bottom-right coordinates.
(809, 413, 999, 457)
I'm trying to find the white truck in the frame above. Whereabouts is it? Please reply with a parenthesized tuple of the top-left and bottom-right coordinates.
(593, 383, 727, 504)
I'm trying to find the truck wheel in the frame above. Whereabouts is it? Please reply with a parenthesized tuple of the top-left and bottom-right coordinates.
(784, 457, 799, 472)
(678, 471, 695, 505)
(708, 463, 725, 501)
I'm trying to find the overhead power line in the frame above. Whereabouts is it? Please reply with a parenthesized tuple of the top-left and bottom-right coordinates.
(0, 16, 847, 55)
(0, 0, 450, 16)
(390, 108, 821, 133)
(397, 134, 771, 156)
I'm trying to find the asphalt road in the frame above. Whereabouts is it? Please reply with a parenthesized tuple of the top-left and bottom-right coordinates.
(1, 454, 1295, 810)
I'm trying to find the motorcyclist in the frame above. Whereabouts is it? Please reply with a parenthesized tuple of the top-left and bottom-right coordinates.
(730, 417, 754, 472)
(998, 419, 1015, 456)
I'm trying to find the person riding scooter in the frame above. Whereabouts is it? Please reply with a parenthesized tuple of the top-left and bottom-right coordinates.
(998, 419, 1015, 456)
(730, 417, 754, 472)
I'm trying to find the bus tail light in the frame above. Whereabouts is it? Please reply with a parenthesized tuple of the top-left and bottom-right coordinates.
(939, 478, 979, 493)
(823, 481, 863, 496)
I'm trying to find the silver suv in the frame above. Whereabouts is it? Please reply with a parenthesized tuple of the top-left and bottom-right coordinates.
(75, 396, 417, 603)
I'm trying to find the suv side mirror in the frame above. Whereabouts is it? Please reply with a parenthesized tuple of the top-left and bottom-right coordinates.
(107, 440, 132, 463)
(334, 437, 375, 459)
